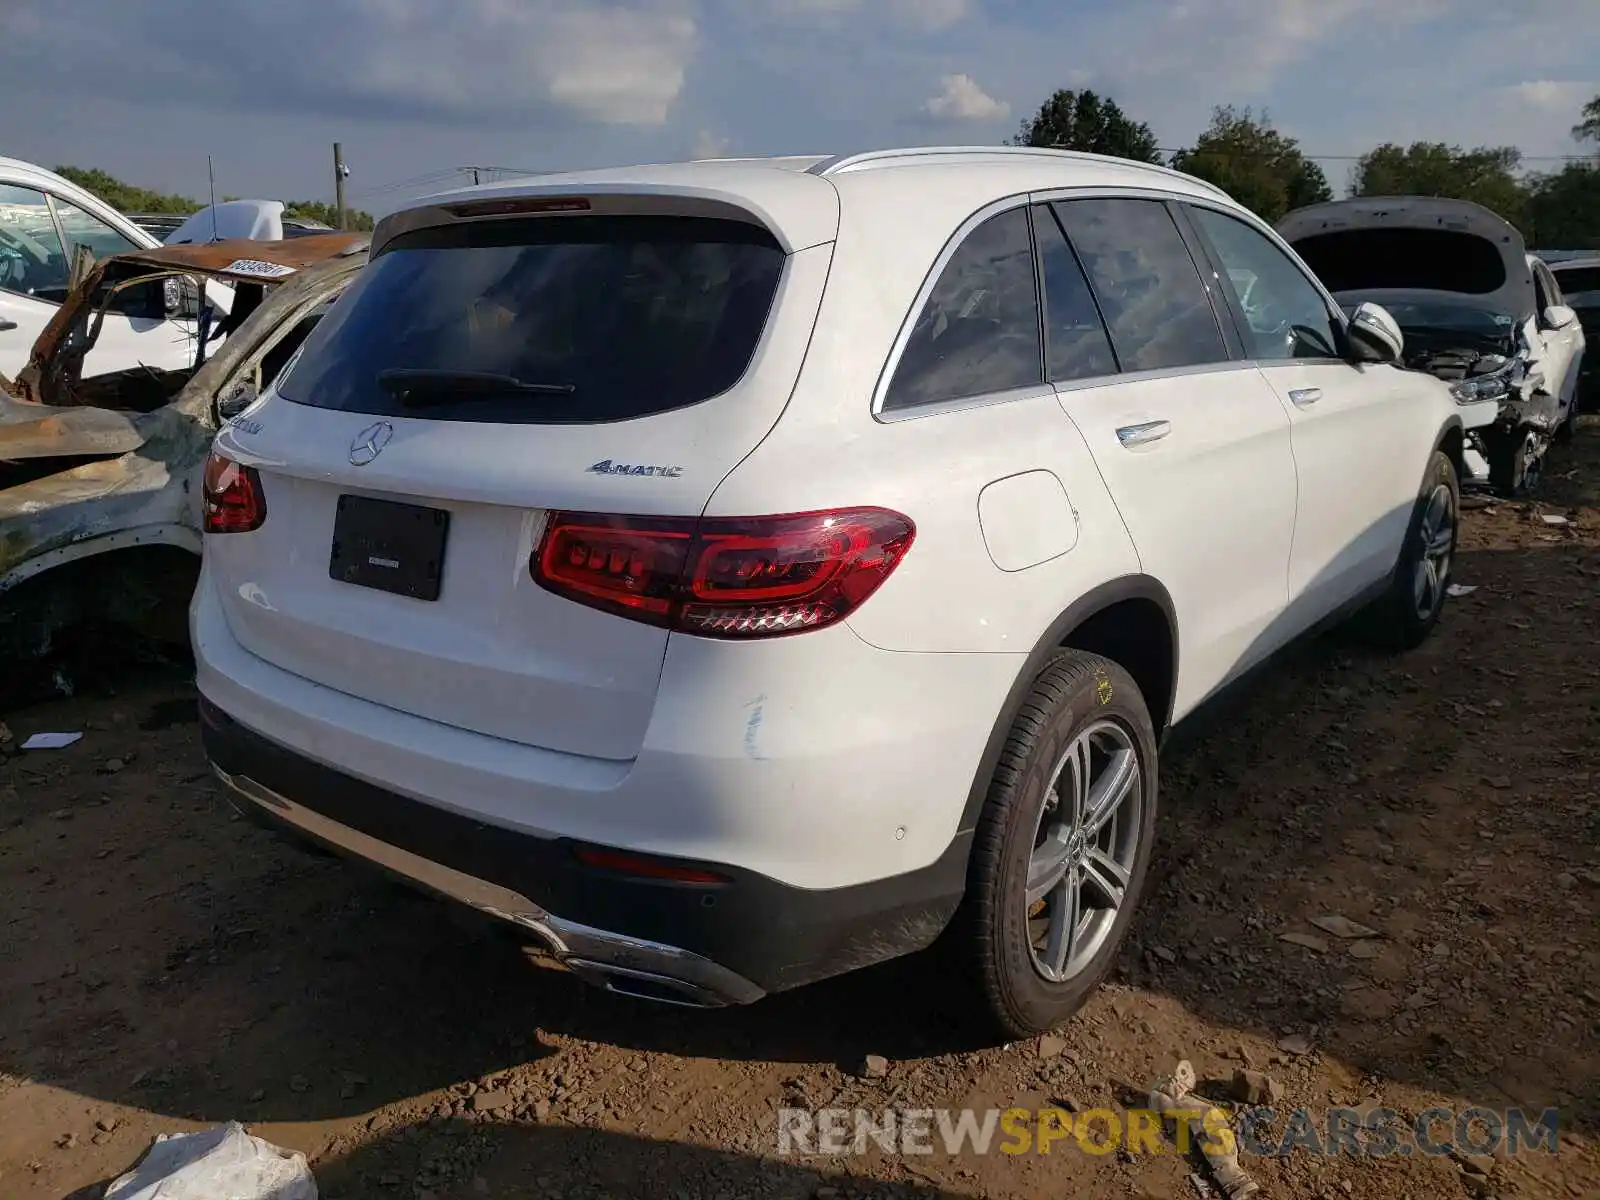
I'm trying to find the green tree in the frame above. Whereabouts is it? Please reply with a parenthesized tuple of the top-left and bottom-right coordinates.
(1524, 164, 1600, 250)
(283, 200, 374, 231)
(1010, 89, 1162, 163)
(1574, 93, 1600, 146)
(1352, 142, 1528, 226)
(53, 167, 375, 232)
(1169, 107, 1331, 222)
(53, 166, 197, 214)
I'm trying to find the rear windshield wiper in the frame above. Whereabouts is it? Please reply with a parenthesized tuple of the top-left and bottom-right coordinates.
(376, 368, 577, 405)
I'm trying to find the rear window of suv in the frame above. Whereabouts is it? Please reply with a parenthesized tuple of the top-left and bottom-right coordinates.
(276, 214, 786, 424)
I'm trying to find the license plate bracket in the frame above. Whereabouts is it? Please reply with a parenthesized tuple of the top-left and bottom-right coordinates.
(329, 494, 450, 601)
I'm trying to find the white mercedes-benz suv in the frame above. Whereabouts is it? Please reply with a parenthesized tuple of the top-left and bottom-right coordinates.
(192, 147, 1466, 1035)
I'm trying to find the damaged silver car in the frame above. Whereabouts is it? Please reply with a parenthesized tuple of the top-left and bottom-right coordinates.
(1279, 197, 1586, 496)
(1, 233, 368, 664)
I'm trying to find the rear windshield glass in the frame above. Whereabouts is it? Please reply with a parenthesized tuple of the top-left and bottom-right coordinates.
(1290, 229, 1507, 297)
(276, 215, 785, 424)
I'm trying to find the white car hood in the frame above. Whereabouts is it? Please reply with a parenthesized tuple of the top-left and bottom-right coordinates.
(1277, 196, 1536, 323)
(164, 199, 285, 245)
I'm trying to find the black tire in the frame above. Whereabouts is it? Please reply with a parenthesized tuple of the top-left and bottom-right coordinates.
(1363, 449, 1458, 652)
(1555, 394, 1580, 444)
(1486, 426, 1542, 496)
(953, 651, 1159, 1038)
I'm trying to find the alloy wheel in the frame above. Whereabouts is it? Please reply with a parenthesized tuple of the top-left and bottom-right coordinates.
(1412, 482, 1455, 621)
(1024, 720, 1143, 983)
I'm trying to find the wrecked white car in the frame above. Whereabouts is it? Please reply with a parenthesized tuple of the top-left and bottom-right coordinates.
(1279, 197, 1586, 495)
(0, 156, 236, 383)
(1, 233, 368, 665)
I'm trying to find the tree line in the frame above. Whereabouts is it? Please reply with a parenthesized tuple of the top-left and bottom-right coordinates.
(52, 166, 376, 232)
(1012, 90, 1600, 248)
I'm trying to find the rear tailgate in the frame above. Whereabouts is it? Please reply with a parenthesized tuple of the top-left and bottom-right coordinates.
(206, 194, 837, 763)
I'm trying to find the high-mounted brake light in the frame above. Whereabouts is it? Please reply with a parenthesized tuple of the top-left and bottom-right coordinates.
(532, 508, 915, 639)
(202, 450, 267, 534)
(443, 197, 592, 218)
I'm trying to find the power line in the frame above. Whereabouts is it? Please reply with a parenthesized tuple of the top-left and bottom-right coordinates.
(350, 167, 468, 200)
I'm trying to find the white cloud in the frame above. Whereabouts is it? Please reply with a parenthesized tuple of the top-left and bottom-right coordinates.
(1503, 79, 1596, 113)
(691, 129, 733, 158)
(537, 6, 697, 124)
(9, 0, 702, 128)
(922, 73, 1009, 121)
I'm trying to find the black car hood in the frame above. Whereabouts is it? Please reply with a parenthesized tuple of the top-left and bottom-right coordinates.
(1278, 196, 1536, 324)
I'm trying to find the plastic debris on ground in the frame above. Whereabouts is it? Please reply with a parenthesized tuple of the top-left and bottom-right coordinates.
(1446, 583, 1479, 597)
(104, 1122, 316, 1200)
(20, 731, 82, 750)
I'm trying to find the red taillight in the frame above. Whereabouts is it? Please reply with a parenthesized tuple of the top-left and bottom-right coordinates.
(533, 507, 915, 638)
(202, 450, 267, 534)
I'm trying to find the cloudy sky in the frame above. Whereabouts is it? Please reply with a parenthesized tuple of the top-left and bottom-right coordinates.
(3, 0, 1595, 216)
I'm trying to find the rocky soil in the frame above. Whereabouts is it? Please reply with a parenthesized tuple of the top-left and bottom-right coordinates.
(2, 424, 1597, 1199)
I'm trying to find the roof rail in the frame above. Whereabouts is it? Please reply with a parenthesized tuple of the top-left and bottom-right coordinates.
(688, 154, 832, 171)
(807, 146, 1231, 200)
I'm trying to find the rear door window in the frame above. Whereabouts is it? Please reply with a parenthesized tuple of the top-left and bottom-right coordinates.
(276, 215, 786, 424)
(883, 206, 1043, 411)
(1051, 198, 1229, 373)
(1031, 204, 1118, 383)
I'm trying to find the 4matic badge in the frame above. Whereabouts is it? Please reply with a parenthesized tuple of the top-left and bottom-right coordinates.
(587, 459, 684, 478)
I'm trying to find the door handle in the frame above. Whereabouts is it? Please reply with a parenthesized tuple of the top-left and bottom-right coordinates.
(1288, 387, 1322, 407)
(1116, 420, 1171, 447)
(0, 318, 17, 332)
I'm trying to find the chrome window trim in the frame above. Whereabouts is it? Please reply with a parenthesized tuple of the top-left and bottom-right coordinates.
(869, 185, 1335, 424)
(880, 362, 1267, 423)
(1053, 358, 1260, 398)
(874, 380, 1059, 424)
(869, 191, 1038, 421)
(1170, 195, 1354, 350)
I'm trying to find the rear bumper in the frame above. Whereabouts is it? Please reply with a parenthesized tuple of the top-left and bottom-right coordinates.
(201, 698, 971, 1000)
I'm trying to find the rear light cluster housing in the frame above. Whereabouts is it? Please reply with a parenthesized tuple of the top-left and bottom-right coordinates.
(202, 450, 267, 534)
(533, 507, 915, 639)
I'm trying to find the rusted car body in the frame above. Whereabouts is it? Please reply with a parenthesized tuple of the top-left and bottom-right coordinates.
(1, 234, 368, 661)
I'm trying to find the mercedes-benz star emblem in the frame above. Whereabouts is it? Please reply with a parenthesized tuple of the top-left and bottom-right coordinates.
(348, 421, 393, 467)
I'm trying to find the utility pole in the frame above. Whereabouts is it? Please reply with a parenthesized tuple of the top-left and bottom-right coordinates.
(333, 142, 349, 230)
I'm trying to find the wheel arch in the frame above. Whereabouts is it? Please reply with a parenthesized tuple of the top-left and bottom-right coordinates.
(956, 575, 1178, 833)
(1433, 415, 1466, 481)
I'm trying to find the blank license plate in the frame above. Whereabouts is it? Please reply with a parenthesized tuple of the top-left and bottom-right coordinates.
(329, 494, 450, 601)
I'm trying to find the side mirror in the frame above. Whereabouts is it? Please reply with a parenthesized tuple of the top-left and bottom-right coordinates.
(104, 279, 169, 322)
(1347, 302, 1404, 364)
(1543, 304, 1577, 331)
(163, 276, 204, 319)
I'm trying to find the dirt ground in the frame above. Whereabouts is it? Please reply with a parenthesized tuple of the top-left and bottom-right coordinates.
(3, 425, 1598, 1200)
